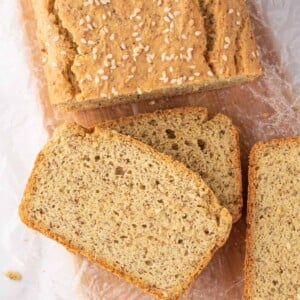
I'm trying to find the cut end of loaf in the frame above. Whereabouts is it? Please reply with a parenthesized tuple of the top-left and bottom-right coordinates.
(245, 136, 300, 300)
(20, 122, 232, 300)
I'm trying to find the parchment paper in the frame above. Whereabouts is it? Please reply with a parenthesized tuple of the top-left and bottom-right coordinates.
(1, 0, 299, 299)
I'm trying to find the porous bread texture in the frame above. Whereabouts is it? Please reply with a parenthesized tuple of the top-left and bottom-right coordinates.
(32, 0, 261, 110)
(245, 137, 300, 300)
(101, 106, 242, 222)
(19, 123, 232, 300)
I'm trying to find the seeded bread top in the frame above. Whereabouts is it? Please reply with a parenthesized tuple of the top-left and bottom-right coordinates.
(32, 0, 261, 109)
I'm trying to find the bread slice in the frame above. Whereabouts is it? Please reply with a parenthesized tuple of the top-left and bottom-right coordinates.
(101, 107, 242, 222)
(19, 123, 232, 300)
(245, 137, 300, 299)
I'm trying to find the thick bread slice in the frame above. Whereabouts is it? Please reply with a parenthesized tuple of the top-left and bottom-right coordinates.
(19, 123, 232, 300)
(245, 137, 300, 300)
(101, 107, 242, 222)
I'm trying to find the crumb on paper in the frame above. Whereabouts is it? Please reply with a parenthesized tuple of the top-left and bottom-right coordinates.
(4, 270, 22, 281)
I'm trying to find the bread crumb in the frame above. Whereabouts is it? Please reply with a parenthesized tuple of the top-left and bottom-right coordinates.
(4, 270, 22, 281)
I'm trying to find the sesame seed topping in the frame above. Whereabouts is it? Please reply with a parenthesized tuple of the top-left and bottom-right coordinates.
(106, 53, 113, 59)
(102, 14, 107, 20)
(174, 11, 181, 16)
(228, 8, 234, 14)
(189, 65, 196, 69)
(188, 76, 195, 81)
(169, 66, 174, 72)
(88, 40, 96, 45)
(224, 44, 230, 49)
(97, 68, 104, 74)
(137, 87, 142, 95)
(132, 32, 139, 37)
(237, 11, 241, 17)
(181, 34, 187, 40)
(86, 73, 92, 81)
(41, 57, 47, 64)
(194, 72, 200, 76)
(207, 70, 214, 77)
(122, 54, 129, 60)
(80, 38, 87, 44)
(164, 16, 171, 23)
(74, 62, 81, 67)
(189, 19, 195, 26)
(225, 36, 231, 44)
(60, 50, 67, 55)
(52, 62, 57, 68)
(120, 42, 126, 50)
(109, 33, 115, 41)
(100, 93, 107, 97)
(112, 87, 118, 96)
(53, 35, 59, 42)
(195, 31, 201, 37)
(164, 7, 171, 13)
(95, 75, 100, 84)
(222, 54, 228, 61)
(101, 75, 108, 80)
(79, 18, 85, 26)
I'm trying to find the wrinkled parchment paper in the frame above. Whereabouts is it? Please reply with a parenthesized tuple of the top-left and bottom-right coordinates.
(0, 0, 299, 299)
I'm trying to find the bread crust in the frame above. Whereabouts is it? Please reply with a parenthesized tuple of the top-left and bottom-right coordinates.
(19, 122, 232, 300)
(101, 106, 243, 222)
(244, 136, 300, 299)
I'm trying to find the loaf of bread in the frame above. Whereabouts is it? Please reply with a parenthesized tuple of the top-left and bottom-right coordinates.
(19, 123, 232, 300)
(245, 137, 300, 299)
(32, 0, 261, 110)
(101, 106, 242, 222)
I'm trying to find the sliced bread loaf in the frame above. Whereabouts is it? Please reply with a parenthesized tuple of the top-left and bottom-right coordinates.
(245, 137, 300, 299)
(101, 107, 242, 222)
(19, 123, 232, 300)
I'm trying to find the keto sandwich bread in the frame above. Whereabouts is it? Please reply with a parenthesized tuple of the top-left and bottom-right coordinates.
(19, 122, 232, 300)
(245, 137, 300, 300)
(32, 0, 261, 110)
(101, 106, 242, 222)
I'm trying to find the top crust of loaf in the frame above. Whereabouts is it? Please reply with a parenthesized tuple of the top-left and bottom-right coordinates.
(31, 0, 261, 110)
(245, 136, 300, 300)
(19, 122, 232, 300)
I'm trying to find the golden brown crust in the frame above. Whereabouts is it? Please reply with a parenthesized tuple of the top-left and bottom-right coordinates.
(30, 0, 262, 111)
(19, 122, 232, 300)
(244, 136, 300, 300)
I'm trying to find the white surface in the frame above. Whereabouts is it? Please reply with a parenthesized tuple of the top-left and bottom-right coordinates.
(0, 0, 299, 299)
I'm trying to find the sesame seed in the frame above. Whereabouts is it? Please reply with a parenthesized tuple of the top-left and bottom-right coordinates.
(207, 70, 214, 77)
(136, 37, 142, 42)
(103, 26, 109, 34)
(53, 35, 59, 42)
(174, 11, 181, 16)
(181, 34, 187, 40)
(132, 32, 139, 37)
(189, 65, 196, 69)
(188, 76, 195, 81)
(189, 19, 195, 26)
(164, 16, 171, 23)
(236, 20, 241, 25)
(95, 75, 100, 84)
(256, 50, 260, 57)
(52, 62, 57, 68)
(251, 51, 256, 58)
(79, 18, 85, 26)
(112, 87, 118, 95)
(106, 53, 113, 59)
(86, 73, 92, 81)
(237, 11, 241, 17)
(222, 54, 228, 61)
(45, 41, 50, 47)
(228, 8, 234, 14)
(224, 44, 230, 49)
(194, 72, 200, 76)
(60, 50, 67, 55)
(148, 66, 154, 73)
(127, 74, 134, 79)
(151, 21, 156, 27)
(120, 42, 126, 50)
(164, 37, 170, 44)
(195, 31, 201, 37)
(137, 87, 142, 95)
(41, 57, 47, 64)
(88, 40, 96, 45)
(169, 66, 174, 72)
(85, 15, 91, 22)
(219, 68, 224, 74)
(87, 24, 93, 30)
(101, 75, 108, 80)
(131, 66, 137, 73)
(122, 54, 129, 60)
(144, 45, 150, 52)
(81, 38, 87, 44)
(163, 28, 170, 34)
(102, 14, 107, 20)
(170, 22, 174, 29)
(224, 36, 231, 44)
(74, 62, 81, 67)
(109, 33, 115, 41)
(168, 12, 174, 19)
(164, 7, 171, 13)
(97, 69, 104, 74)
(100, 93, 107, 97)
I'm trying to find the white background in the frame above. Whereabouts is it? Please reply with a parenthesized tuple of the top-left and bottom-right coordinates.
(0, 1, 299, 299)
